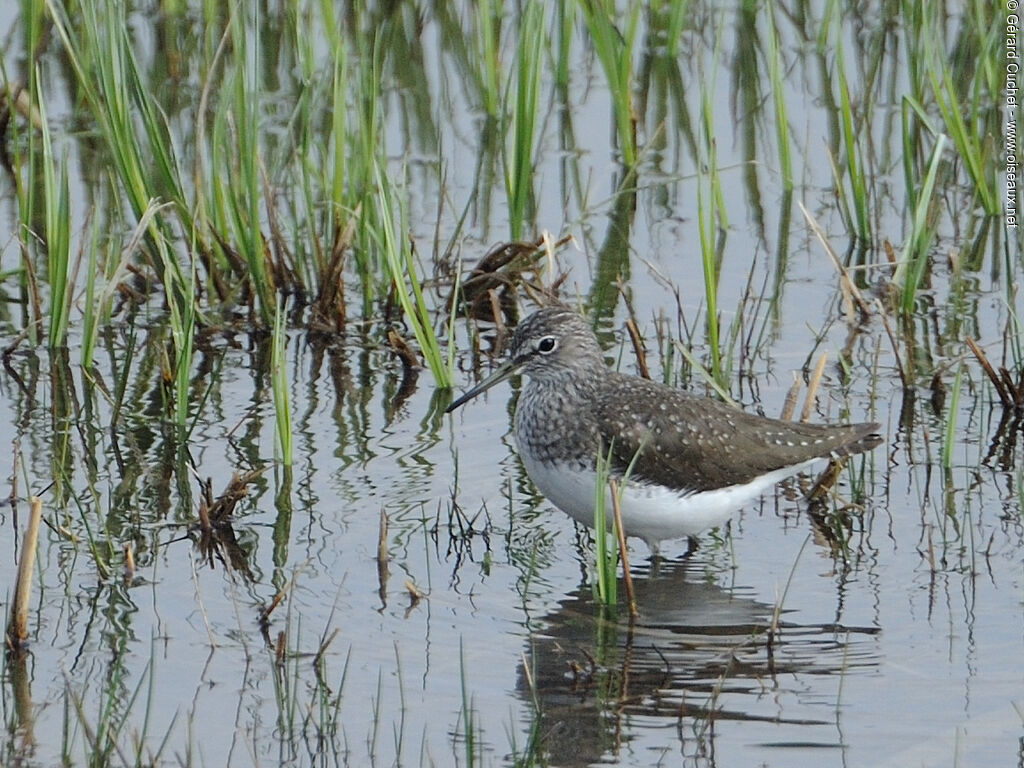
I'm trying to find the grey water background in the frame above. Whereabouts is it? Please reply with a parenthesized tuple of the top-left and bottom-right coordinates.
(0, 2, 1022, 766)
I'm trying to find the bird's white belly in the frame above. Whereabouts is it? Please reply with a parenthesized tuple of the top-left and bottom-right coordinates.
(519, 451, 826, 547)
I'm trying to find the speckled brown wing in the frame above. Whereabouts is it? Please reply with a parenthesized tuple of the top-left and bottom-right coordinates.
(593, 373, 882, 494)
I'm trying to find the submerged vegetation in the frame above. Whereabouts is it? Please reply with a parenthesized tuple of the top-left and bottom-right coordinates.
(0, 0, 1018, 765)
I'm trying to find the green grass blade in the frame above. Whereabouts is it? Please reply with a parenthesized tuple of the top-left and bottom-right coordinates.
(272, 297, 293, 465)
(504, 0, 545, 240)
(374, 162, 452, 388)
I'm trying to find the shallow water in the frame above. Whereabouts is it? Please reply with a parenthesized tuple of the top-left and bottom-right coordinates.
(1, 1, 1022, 767)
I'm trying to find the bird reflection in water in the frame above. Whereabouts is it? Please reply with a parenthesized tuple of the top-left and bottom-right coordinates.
(516, 556, 879, 767)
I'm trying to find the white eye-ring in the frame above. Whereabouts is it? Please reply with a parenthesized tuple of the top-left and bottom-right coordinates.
(536, 336, 557, 354)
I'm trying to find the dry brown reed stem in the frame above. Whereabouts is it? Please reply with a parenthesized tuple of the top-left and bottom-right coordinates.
(806, 459, 845, 501)
(196, 494, 212, 531)
(459, 235, 572, 320)
(966, 338, 1004, 400)
(386, 329, 420, 373)
(801, 353, 828, 423)
(780, 375, 801, 421)
(259, 591, 286, 626)
(403, 580, 423, 619)
(798, 201, 873, 320)
(877, 302, 909, 387)
(314, 628, 340, 665)
(200, 469, 265, 526)
(275, 631, 286, 665)
(310, 205, 358, 334)
(377, 509, 389, 565)
(123, 544, 136, 583)
(965, 337, 1018, 408)
(487, 290, 503, 330)
(624, 317, 650, 380)
(7, 83, 43, 128)
(7, 496, 43, 650)
(377, 508, 390, 606)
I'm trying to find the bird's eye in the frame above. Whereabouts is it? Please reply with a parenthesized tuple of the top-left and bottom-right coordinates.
(537, 336, 557, 354)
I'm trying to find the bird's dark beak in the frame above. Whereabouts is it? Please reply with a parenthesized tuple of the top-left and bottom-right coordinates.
(445, 358, 521, 413)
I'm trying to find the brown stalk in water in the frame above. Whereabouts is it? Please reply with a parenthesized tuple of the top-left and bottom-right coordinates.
(7, 497, 43, 651)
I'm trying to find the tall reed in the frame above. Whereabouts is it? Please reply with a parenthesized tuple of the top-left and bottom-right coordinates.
(835, 40, 871, 243)
(46, 0, 190, 257)
(581, 0, 640, 168)
(504, 0, 544, 240)
(473, 0, 502, 120)
(81, 202, 165, 368)
(941, 364, 963, 470)
(458, 638, 481, 767)
(765, 0, 792, 190)
(217, 3, 274, 325)
(591, 444, 618, 608)
(37, 91, 72, 348)
(271, 298, 293, 466)
(156, 239, 197, 428)
(375, 163, 454, 388)
(928, 55, 999, 216)
(894, 134, 947, 314)
(696, 76, 726, 387)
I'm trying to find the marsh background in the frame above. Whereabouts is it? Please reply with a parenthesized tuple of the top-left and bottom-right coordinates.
(0, 1, 1021, 766)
